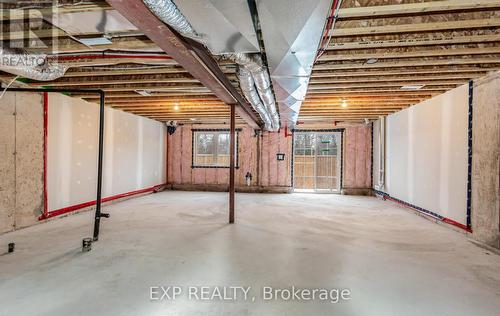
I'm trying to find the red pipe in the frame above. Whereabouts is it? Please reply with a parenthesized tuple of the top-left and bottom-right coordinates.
(41, 184, 166, 220)
(378, 193, 472, 233)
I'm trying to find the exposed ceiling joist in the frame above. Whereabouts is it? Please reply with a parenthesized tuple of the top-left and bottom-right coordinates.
(338, 0, 500, 19)
(320, 47, 500, 61)
(314, 57, 500, 70)
(330, 19, 500, 37)
(327, 34, 500, 50)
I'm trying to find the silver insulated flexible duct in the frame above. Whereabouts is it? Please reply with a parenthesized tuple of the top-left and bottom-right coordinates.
(142, 0, 200, 38)
(0, 47, 67, 81)
(237, 67, 273, 130)
(229, 53, 280, 131)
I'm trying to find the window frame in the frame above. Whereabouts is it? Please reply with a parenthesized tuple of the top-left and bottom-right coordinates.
(191, 128, 241, 168)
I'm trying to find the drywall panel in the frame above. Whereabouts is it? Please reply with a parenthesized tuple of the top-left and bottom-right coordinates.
(386, 109, 409, 201)
(385, 84, 468, 225)
(47, 94, 166, 212)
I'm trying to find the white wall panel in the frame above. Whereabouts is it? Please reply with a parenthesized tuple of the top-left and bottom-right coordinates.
(47, 94, 166, 212)
(383, 84, 468, 224)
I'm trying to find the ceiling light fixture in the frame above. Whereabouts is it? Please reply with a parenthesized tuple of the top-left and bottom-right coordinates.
(341, 100, 348, 108)
(135, 90, 152, 96)
(173, 103, 180, 111)
(366, 58, 378, 64)
(401, 84, 425, 90)
(77, 36, 113, 46)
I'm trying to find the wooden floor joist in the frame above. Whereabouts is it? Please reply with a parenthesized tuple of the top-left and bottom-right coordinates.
(327, 34, 500, 50)
(320, 47, 500, 61)
(338, 0, 500, 19)
(331, 19, 500, 37)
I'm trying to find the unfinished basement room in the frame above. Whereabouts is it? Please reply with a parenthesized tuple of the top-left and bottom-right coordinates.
(0, 0, 499, 315)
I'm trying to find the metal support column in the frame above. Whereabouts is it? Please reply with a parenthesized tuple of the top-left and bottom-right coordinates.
(229, 104, 235, 224)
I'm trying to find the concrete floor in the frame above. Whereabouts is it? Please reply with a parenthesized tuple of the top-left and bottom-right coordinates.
(1, 191, 499, 316)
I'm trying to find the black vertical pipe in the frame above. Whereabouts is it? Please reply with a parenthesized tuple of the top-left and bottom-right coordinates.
(370, 122, 374, 189)
(93, 91, 106, 241)
(466, 80, 473, 230)
(229, 104, 235, 224)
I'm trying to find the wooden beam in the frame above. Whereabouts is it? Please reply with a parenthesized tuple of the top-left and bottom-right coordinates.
(319, 47, 500, 61)
(310, 74, 479, 84)
(80, 92, 215, 99)
(307, 88, 447, 94)
(327, 34, 500, 50)
(330, 19, 500, 37)
(311, 68, 494, 78)
(63, 67, 188, 77)
(34, 38, 159, 54)
(57, 58, 177, 68)
(308, 80, 466, 90)
(31, 76, 202, 87)
(313, 57, 500, 70)
(0, 4, 111, 21)
(0, 9, 42, 21)
(109, 100, 224, 106)
(338, 1, 500, 19)
(0, 28, 66, 41)
(305, 95, 429, 100)
(76, 86, 211, 92)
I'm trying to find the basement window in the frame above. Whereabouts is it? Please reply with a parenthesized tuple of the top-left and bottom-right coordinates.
(192, 129, 240, 168)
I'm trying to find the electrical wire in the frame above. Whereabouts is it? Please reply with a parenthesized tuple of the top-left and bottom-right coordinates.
(315, 0, 343, 62)
(0, 76, 20, 100)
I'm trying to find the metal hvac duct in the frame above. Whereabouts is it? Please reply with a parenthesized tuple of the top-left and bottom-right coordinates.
(237, 67, 273, 130)
(143, 0, 279, 131)
(0, 47, 67, 81)
(142, 0, 199, 38)
(256, 0, 333, 127)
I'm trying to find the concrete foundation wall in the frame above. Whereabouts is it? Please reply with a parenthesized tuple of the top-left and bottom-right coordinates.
(471, 72, 500, 249)
(0, 92, 44, 234)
